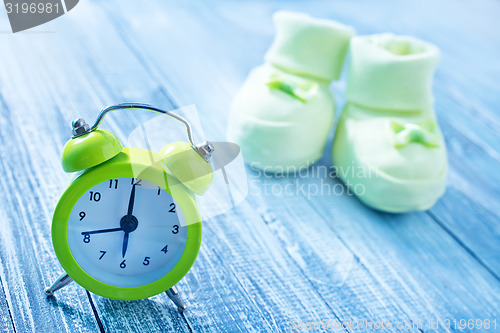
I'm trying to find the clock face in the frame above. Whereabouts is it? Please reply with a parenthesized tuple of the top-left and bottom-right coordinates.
(67, 178, 187, 288)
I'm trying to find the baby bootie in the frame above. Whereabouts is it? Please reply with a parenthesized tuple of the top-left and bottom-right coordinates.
(227, 11, 354, 172)
(332, 34, 447, 212)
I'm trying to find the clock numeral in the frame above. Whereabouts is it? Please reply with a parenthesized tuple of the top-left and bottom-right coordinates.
(109, 179, 118, 189)
(120, 260, 126, 269)
(89, 191, 101, 202)
(143, 256, 150, 265)
(157, 187, 161, 196)
(99, 251, 106, 260)
(79, 211, 86, 221)
(172, 225, 179, 234)
(83, 234, 90, 243)
(131, 178, 142, 186)
(161, 245, 168, 253)
(168, 203, 176, 213)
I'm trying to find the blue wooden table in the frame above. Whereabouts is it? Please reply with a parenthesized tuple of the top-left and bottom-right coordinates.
(0, 0, 499, 332)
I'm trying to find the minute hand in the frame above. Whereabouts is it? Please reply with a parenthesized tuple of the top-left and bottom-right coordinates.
(81, 227, 123, 235)
(122, 183, 137, 258)
(127, 183, 136, 221)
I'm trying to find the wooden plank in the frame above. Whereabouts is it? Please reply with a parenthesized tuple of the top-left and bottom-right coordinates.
(0, 97, 101, 331)
(176, 209, 347, 332)
(103, 0, 500, 277)
(88, 294, 189, 333)
(1, 0, 498, 331)
(0, 262, 15, 332)
(330, 0, 500, 278)
(0, 23, 108, 328)
(0, 24, 105, 329)
(0, 5, 190, 333)
(67, 3, 344, 331)
(1, 1, 345, 331)
(254, 175, 500, 323)
(327, 0, 500, 278)
(313, 0, 500, 271)
(99, 0, 500, 329)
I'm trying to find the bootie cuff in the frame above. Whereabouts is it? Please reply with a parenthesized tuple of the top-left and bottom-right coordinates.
(346, 34, 440, 111)
(265, 11, 355, 81)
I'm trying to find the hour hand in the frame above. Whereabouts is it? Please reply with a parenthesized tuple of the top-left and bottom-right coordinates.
(122, 232, 129, 258)
(81, 227, 123, 235)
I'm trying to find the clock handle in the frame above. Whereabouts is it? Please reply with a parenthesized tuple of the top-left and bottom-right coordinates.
(73, 103, 214, 162)
(45, 272, 73, 296)
(166, 286, 188, 312)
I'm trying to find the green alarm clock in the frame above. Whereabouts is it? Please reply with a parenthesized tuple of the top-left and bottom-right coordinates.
(45, 103, 214, 311)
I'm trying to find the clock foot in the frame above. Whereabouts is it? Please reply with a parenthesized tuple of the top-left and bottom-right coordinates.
(45, 273, 73, 297)
(166, 286, 187, 312)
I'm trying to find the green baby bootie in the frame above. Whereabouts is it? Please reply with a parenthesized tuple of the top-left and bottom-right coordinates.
(227, 11, 354, 172)
(332, 34, 448, 212)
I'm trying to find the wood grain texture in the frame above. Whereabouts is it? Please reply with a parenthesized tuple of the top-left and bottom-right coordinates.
(0, 35, 104, 333)
(98, 0, 500, 330)
(0, 259, 15, 332)
(0, 0, 499, 332)
(0, 3, 192, 332)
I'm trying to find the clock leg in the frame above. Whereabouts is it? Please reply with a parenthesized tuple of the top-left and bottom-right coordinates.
(45, 272, 73, 296)
(166, 286, 187, 312)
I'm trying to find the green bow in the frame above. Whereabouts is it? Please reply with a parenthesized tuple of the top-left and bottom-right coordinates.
(266, 74, 319, 103)
(390, 120, 441, 148)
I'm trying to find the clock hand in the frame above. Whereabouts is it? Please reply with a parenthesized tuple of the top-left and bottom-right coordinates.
(81, 227, 123, 235)
(120, 183, 137, 258)
(127, 183, 137, 222)
(122, 232, 129, 258)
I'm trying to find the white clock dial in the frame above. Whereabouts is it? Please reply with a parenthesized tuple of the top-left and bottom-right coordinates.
(67, 178, 187, 288)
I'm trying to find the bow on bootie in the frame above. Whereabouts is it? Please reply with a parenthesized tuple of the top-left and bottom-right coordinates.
(390, 120, 441, 148)
(266, 74, 319, 103)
